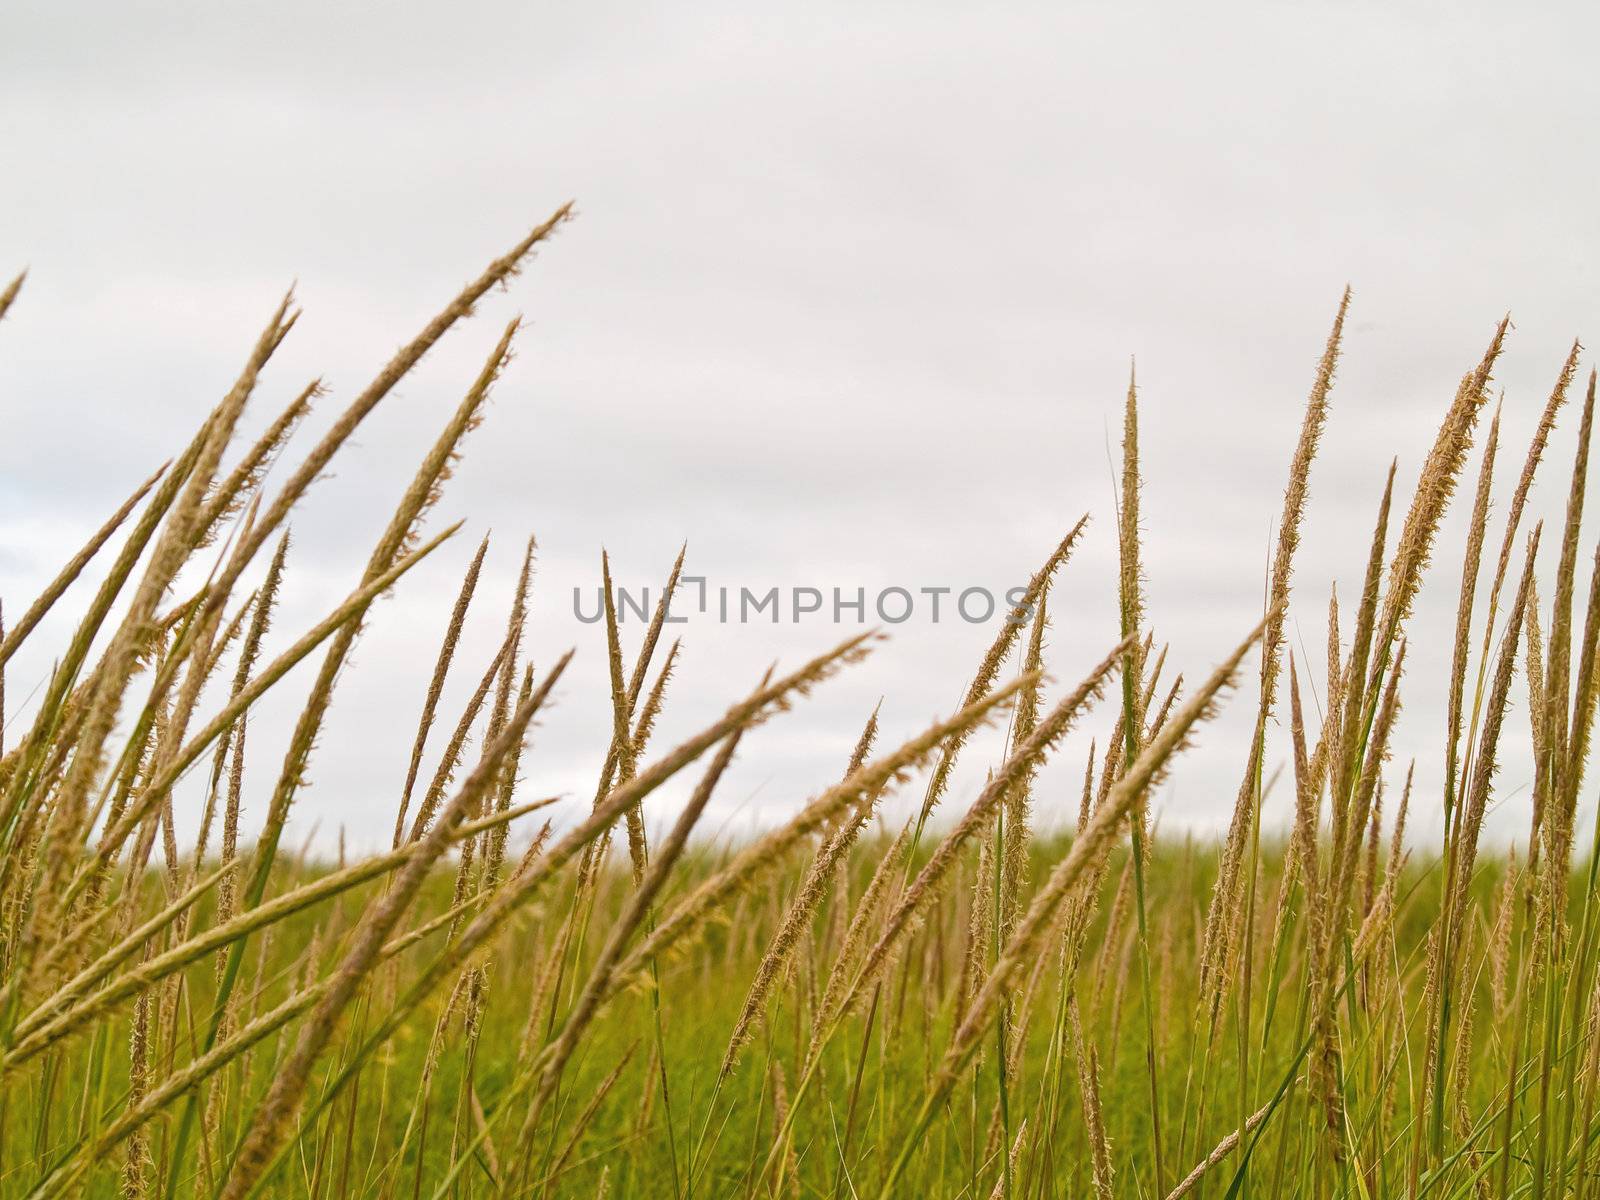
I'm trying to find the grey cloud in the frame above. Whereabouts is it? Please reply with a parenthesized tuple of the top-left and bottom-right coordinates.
(2, 0, 1597, 853)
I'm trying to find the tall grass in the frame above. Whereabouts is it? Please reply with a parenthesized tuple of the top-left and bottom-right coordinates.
(0, 226, 1596, 1199)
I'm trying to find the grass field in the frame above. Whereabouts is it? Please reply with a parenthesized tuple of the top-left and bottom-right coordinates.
(1, 213, 1597, 1198)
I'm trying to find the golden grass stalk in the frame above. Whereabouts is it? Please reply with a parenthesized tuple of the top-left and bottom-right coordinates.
(1373, 318, 1507, 661)
(617, 663, 1045, 988)
(913, 517, 1088, 829)
(589, 546, 687, 810)
(1070, 998, 1115, 1200)
(515, 721, 748, 1168)
(1199, 290, 1347, 1004)
(629, 638, 679, 760)
(408, 636, 514, 844)
(1444, 404, 1500, 824)
(600, 552, 649, 883)
(0, 270, 23, 324)
(393, 533, 490, 847)
(1545, 374, 1600, 893)
(481, 662, 536, 890)
(877, 614, 1268, 1198)
(1332, 464, 1397, 856)
(1000, 590, 1050, 943)
(23, 296, 297, 974)
(837, 640, 1126, 1032)
(986, 1118, 1029, 1200)
(193, 379, 319, 551)
(718, 707, 882, 1081)
(201, 207, 571, 620)
(1526, 576, 1548, 867)
(1118, 363, 1145, 681)
(216, 653, 567, 1200)
(1480, 342, 1580, 658)
(1448, 527, 1541, 957)
(1351, 764, 1411, 963)
(67, 523, 462, 906)
(0, 464, 165, 670)
(805, 818, 912, 1066)
(6, 789, 560, 1065)
(1263, 286, 1350, 710)
(203, 527, 289, 896)
(275, 633, 877, 1144)
(20, 846, 545, 1199)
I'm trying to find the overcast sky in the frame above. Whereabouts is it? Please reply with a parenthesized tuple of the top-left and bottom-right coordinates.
(4, 1, 1599, 855)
